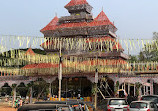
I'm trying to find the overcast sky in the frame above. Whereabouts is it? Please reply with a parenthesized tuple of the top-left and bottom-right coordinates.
(0, 0, 158, 40)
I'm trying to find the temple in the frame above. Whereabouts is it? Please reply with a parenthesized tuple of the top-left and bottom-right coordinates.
(39, 0, 129, 97)
(0, 0, 157, 103)
(40, 0, 128, 62)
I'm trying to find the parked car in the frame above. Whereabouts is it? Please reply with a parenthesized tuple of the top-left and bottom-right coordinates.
(32, 100, 89, 111)
(98, 98, 129, 111)
(17, 104, 72, 111)
(129, 101, 158, 111)
(141, 95, 158, 106)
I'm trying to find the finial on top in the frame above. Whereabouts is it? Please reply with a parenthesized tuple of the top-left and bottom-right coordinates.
(55, 12, 57, 17)
(102, 6, 104, 11)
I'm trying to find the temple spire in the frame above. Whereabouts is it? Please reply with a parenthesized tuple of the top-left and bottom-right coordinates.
(65, 0, 88, 7)
(64, 0, 92, 15)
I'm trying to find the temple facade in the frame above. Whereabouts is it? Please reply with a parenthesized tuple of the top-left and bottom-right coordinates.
(0, 0, 157, 100)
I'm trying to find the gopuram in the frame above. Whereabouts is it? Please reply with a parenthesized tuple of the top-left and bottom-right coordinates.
(0, 0, 158, 104)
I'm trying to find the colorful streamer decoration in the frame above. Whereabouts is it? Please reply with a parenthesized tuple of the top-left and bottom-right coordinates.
(0, 36, 158, 77)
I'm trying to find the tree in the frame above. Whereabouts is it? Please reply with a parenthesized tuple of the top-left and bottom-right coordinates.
(128, 55, 138, 63)
(138, 32, 158, 61)
(153, 32, 158, 40)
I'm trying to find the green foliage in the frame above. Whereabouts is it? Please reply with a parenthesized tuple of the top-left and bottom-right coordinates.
(12, 84, 17, 88)
(135, 82, 142, 96)
(137, 32, 158, 62)
(128, 55, 138, 63)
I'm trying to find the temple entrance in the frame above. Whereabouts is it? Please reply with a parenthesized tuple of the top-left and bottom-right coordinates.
(52, 77, 92, 98)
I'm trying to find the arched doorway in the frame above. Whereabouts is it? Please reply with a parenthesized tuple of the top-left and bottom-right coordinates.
(1, 83, 12, 96)
(17, 82, 28, 97)
(52, 77, 92, 98)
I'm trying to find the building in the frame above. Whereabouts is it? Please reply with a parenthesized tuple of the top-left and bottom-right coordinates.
(0, 0, 157, 100)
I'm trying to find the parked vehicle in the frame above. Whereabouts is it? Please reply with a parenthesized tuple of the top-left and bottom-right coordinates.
(18, 100, 89, 111)
(17, 104, 72, 111)
(129, 101, 157, 111)
(141, 95, 158, 106)
(98, 98, 129, 111)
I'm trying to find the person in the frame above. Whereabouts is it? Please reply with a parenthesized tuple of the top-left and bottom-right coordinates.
(19, 98, 23, 107)
(17, 99, 20, 108)
(44, 95, 47, 101)
(14, 99, 18, 109)
(80, 97, 84, 101)
(127, 95, 133, 104)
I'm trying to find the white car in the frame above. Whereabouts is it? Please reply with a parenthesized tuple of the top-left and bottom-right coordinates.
(129, 101, 157, 111)
(104, 98, 129, 111)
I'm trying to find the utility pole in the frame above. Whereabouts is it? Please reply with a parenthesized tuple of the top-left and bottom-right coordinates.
(94, 68, 98, 109)
(58, 39, 62, 101)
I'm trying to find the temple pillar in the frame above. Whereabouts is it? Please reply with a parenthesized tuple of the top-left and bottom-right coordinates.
(146, 86, 148, 95)
(150, 80, 154, 95)
(128, 83, 130, 95)
(122, 84, 123, 89)
(30, 86, 33, 103)
(49, 83, 52, 98)
(144, 85, 146, 95)
(43, 77, 56, 99)
(134, 84, 135, 96)
(12, 87, 17, 107)
(124, 82, 126, 91)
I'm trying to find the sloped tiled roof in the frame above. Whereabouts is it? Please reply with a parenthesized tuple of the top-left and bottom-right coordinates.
(36, 63, 58, 68)
(65, 0, 88, 7)
(40, 40, 54, 48)
(94, 10, 115, 27)
(22, 64, 38, 69)
(25, 48, 35, 55)
(95, 10, 110, 21)
(22, 63, 66, 69)
(40, 16, 58, 32)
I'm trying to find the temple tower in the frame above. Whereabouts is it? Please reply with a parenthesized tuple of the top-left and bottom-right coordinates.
(40, 0, 128, 60)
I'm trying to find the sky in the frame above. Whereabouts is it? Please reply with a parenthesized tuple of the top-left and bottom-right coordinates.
(0, 0, 158, 40)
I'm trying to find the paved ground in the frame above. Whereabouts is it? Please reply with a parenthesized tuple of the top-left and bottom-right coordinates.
(0, 107, 16, 111)
(0, 103, 16, 111)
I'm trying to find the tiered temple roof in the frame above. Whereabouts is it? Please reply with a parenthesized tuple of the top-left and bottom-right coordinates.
(41, 0, 117, 37)
(40, 0, 128, 60)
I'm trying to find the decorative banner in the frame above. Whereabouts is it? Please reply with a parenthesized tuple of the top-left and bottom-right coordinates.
(0, 35, 158, 76)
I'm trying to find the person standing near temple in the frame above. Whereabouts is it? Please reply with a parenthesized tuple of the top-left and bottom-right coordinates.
(19, 98, 23, 107)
